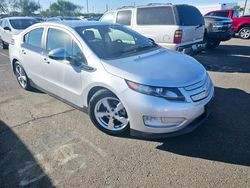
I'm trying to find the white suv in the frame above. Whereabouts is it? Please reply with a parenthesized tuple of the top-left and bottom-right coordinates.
(100, 4, 205, 54)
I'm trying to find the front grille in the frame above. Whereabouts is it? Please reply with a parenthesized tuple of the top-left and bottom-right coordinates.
(184, 75, 211, 102)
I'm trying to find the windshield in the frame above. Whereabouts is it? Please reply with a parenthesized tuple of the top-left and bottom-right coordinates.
(9, 19, 38, 30)
(75, 24, 159, 60)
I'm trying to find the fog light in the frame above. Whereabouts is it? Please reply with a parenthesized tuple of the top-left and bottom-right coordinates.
(143, 116, 185, 128)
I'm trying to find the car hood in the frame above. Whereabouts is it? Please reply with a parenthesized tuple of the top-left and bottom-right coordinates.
(101, 49, 207, 87)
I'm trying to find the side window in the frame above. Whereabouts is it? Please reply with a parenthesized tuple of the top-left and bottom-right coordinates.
(24, 28, 44, 48)
(116, 10, 132, 25)
(46, 28, 86, 65)
(232, 10, 239, 18)
(137, 7, 175, 25)
(214, 12, 229, 17)
(101, 11, 115, 23)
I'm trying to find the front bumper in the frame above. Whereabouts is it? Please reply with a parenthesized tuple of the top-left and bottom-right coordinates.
(130, 97, 214, 139)
(119, 83, 214, 138)
(207, 30, 234, 41)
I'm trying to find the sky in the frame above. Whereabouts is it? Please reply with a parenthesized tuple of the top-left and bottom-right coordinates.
(38, 0, 247, 13)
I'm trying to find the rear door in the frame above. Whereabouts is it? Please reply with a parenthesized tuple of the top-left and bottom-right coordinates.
(20, 27, 45, 84)
(175, 5, 205, 44)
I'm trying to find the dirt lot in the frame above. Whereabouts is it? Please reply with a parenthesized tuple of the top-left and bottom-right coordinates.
(0, 38, 250, 187)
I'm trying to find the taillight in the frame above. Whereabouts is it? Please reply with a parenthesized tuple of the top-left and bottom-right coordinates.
(174, 30, 182, 44)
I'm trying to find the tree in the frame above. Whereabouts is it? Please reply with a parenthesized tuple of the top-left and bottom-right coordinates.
(42, 0, 82, 17)
(17, 0, 41, 16)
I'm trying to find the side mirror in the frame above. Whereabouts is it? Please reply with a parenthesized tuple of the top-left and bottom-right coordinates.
(148, 38, 156, 44)
(4, 27, 11, 31)
(48, 48, 70, 60)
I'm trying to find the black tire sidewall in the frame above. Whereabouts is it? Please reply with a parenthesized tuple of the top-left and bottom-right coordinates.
(88, 89, 130, 136)
(14, 62, 31, 90)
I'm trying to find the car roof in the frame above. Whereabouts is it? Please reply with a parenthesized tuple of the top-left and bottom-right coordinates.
(4, 16, 36, 20)
(35, 20, 111, 29)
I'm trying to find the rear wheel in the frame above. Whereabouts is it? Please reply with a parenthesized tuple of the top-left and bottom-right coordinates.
(239, 27, 250, 39)
(89, 89, 130, 136)
(14, 62, 31, 90)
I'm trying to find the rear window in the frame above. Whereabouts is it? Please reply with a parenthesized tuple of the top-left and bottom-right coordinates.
(116, 10, 132, 25)
(137, 7, 175, 25)
(9, 19, 38, 30)
(176, 5, 204, 26)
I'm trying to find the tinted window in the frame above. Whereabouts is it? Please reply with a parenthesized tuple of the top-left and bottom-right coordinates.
(116, 10, 132, 25)
(176, 5, 204, 26)
(214, 12, 229, 18)
(101, 11, 115, 23)
(46, 28, 86, 65)
(137, 7, 175, 25)
(24, 28, 44, 48)
(9, 19, 38, 30)
(76, 24, 159, 60)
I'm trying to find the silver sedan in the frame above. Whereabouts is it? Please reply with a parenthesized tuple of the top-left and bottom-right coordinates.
(9, 21, 214, 138)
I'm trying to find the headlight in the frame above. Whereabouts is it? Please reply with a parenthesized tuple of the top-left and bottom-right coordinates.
(126, 80, 185, 101)
(213, 22, 223, 28)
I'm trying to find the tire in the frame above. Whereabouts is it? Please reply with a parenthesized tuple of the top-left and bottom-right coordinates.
(207, 41, 220, 49)
(1, 40, 8, 49)
(88, 89, 130, 136)
(14, 62, 32, 90)
(239, 27, 250, 39)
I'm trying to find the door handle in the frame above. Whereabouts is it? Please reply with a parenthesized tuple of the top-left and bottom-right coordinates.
(43, 57, 50, 64)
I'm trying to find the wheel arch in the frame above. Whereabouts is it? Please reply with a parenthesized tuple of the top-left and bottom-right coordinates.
(237, 23, 250, 32)
(87, 86, 114, 106)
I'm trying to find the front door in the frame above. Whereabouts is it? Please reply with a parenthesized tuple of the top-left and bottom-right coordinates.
(42, 27, 84, 106)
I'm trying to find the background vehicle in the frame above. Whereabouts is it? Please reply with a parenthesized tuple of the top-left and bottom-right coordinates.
(205, 9, 250, 39)
(9, 21, 214, 137)
(204, 16, 233, 48)
(100, 3, 205, 55)
(46, 16, 81, 22)
(0, 17, 38, 49)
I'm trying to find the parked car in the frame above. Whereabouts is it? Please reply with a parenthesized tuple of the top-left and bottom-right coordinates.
(100, 3, 205, 55)
(0, 17, 38, 49)
(46, 16, 81, 22)
(205, 9, 250, 39)
(9, 21, 214, 138)
(204, 16, 234, 48)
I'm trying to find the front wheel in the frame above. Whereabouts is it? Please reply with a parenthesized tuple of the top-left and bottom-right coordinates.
(239, 27, 250, 39)
(89, 89, 130, 136)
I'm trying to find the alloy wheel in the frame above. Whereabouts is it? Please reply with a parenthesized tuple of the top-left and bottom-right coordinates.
(15, 64, 27, 88)
(94, 97, 129, 131)
(240, 28, 250, 39)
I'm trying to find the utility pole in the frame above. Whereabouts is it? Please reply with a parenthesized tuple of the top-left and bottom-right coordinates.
(243, 0, 248, 15)
(86, 0, 89, 13)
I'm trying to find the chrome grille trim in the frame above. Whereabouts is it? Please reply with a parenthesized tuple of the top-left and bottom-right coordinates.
(184, 75, 211, 102)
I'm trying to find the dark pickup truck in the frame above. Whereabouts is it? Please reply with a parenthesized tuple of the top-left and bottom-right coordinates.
(205, 9, 250, 39)
(204, 16, 234, 48)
